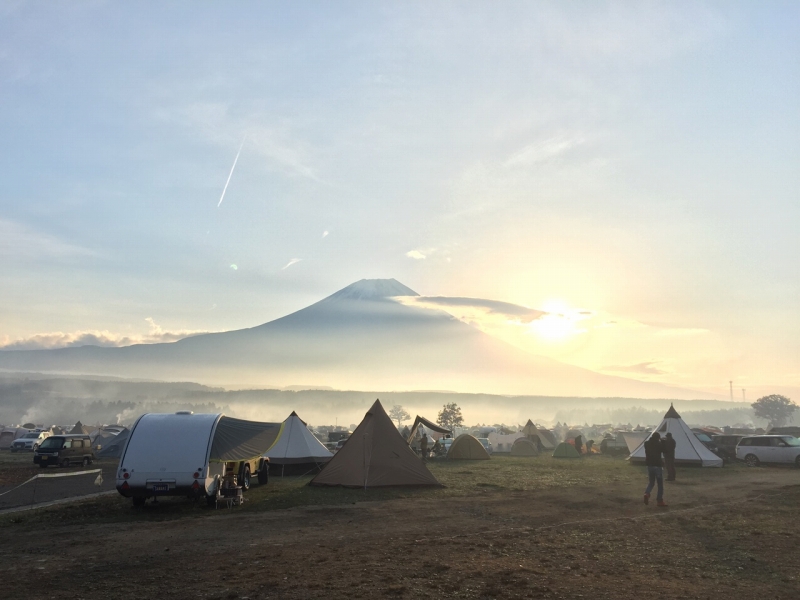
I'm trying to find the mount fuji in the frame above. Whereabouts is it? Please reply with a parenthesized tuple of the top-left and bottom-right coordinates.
(0, 279, 716, 399)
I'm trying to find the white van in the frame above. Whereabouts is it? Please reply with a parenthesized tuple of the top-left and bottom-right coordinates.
(116, 412, 279, 507)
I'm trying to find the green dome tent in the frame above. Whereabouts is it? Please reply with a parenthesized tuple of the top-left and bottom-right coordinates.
(510, 438, 539, 456)
(552, 442, 581, 458)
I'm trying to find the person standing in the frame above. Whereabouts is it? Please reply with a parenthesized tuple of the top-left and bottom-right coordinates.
(662, 432, 677, 481)
(420, 433, 429, 460)
(574, 434, 583, 456)
(643, 432, 667, 507)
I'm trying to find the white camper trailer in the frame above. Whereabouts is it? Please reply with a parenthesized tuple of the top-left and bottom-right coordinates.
(116, 412, 281, 506)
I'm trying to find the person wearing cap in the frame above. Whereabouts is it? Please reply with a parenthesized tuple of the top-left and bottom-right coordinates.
(643, 432, 667, 507)
(662, 432, 677, 481)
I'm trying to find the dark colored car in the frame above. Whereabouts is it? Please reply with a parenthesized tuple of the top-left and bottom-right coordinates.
(711, 434, 745, 462)
(691, 429, 722, 457)
(33, 434, 95, 468)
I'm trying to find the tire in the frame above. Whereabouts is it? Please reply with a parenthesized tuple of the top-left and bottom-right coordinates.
(744, 454, 760, 467)
(240, 465, 251, 491)
(82, 457, 90, 468)
(257, 465, 269, 486)
(61, 458, 70, 468)
(132, 497, 146, 508)
(795, 455, 800, 469)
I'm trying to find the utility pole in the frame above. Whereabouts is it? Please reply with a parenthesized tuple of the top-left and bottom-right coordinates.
(729, 381, 733, 402)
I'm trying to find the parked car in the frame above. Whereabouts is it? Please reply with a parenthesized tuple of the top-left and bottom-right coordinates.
(691, 429, 722, 457)
(711, 434, 745, 462)
(477, 438, 493, 454)
(736, 435, 800, 467)
(33, 434, 94, 467)
(11, 431, 50, 452)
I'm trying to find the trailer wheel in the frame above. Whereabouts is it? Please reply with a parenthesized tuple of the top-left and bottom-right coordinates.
(258, 465, 269, 485)
(240, 464, 251, 491)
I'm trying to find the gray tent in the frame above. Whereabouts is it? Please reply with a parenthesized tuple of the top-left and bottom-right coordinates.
(310, 399, 441, 489)
(95, 428, 130, 458)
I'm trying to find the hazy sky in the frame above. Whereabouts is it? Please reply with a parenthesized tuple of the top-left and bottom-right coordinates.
(1, 2, 798, 397)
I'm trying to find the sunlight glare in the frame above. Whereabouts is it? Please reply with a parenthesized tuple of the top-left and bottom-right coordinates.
(529, 299, 586, 342)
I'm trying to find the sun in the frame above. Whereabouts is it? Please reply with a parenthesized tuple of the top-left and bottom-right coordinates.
(529, 299, 586, 342)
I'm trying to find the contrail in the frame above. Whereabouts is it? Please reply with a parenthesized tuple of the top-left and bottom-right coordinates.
(217, 136, 246, 207)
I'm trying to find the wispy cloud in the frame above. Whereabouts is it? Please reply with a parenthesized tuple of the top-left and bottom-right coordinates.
(282, 258, 303, 270)
(406, 250, 426, 260)
(655, 328, 710, 337)
(504, 135, 585, 168)
(401, 296, 546, 324)
(0, 318, 209, 350)
(158, 102, 330, 187)
(601, 361, 668, 376)
(0, 218, 97, 261)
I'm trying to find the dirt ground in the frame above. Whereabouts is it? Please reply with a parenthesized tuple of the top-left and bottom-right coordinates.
(1, 458, 799, 599)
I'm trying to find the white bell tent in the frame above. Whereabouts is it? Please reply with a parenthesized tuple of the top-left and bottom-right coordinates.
(265, 411, 333, 466)
(629, 405, 723, 467)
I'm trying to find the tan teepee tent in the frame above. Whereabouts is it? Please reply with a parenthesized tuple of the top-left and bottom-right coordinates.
(447, 434, 490, 460)
(510, 437, 540, 456)
(521, 420, 555, 449)
(309, 400, 441, 488)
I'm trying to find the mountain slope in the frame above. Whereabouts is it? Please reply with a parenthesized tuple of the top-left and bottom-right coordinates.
(0, 279, 718, 399)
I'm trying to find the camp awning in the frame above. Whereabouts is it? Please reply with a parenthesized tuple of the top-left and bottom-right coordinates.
(209, 417, 282, 462)
(407, 416, 451, 441)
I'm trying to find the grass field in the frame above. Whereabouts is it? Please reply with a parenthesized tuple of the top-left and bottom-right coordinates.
(2, 452, 799, 599)
(0, 452, 762, 526)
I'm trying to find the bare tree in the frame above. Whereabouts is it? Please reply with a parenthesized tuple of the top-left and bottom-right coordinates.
(388, 404, 410, 428)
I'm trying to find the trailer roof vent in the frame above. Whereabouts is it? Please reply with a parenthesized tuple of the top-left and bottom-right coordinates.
(175, 411, 194, 415)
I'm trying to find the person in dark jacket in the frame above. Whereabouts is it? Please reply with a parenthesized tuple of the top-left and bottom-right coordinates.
(643, 432, 667, 507)
(574, 434, 583, 456)
(662, 432, 677, 481)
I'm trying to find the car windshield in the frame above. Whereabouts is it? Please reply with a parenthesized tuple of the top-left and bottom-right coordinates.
(695, 433, 712, 442)
(38, 437, 64, 449)
(780, 437, 800, 447)
(22, 433, 40, 439)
